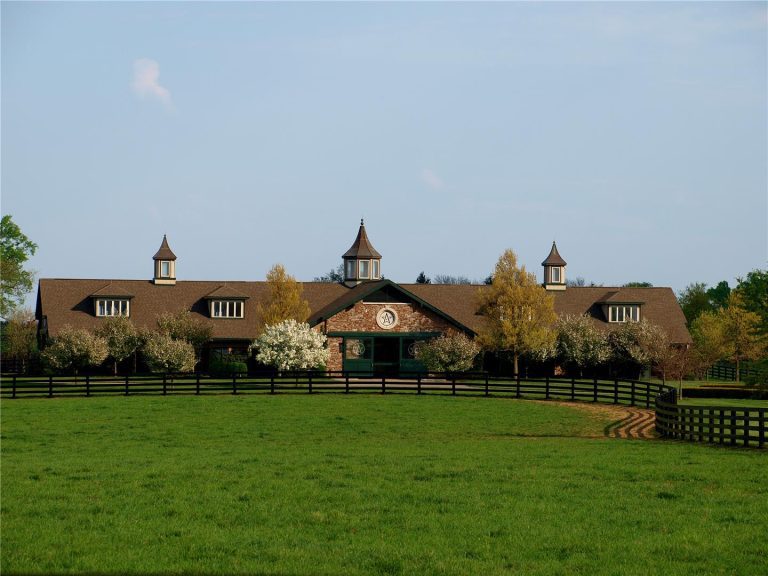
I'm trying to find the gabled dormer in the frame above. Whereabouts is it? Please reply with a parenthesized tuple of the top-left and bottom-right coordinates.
(542, 241, 566, 291)
(342, 219, 382, 286)
(153, 235, 177, 285)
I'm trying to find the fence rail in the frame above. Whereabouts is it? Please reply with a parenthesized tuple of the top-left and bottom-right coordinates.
(706, 360, 766, 383)
(1, 371, 764, 448)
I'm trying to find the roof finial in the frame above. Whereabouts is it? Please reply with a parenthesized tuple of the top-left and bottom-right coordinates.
(361, 218, 364, 226)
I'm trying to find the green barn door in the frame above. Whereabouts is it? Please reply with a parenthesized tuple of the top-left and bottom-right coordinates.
(343, 337, 373, 376)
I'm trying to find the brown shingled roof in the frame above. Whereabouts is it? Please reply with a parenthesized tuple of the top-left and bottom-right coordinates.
(90, 283, 135, 298)
(37, 279, 691, 345)
(204, 284, 250, 300)
(153, 235, 177, 261)
(541, 242, 566, 266)
(342, 220, 382, 259)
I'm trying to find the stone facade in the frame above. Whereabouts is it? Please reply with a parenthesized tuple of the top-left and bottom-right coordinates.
(320, 302, 456, 371)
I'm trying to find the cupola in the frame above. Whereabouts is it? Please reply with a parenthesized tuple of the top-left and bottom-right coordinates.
(542, 241, 566, 291)
(342, 219, 382, 286)
(152, 235, 177, 285)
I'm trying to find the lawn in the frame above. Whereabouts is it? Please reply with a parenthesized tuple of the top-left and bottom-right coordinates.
(2, 394, 766, 575)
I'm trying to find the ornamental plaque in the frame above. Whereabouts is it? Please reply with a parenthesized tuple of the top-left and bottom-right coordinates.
(376, 307, 399, 329)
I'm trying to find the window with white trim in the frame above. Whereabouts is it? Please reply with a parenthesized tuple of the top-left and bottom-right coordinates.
(359, 260, 370, 279)
(609, 305, 640, 323)
(96, 299, 130, 317)
(160, 261, 171, 277)
(372, 260, 380, 279)
(345, 260, 355, 279)
(211, 300, 244, 319)
(551, 266, 561, 283)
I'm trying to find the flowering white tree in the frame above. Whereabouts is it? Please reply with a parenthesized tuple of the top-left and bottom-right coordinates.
(415, 331, 480, 373)
(96, 316, 143, 375)
(254, 320, 328, 371)
(143, 332, 196, 373)
(554, 314, 611, 377)
(42, 325, 108, 376)
(609, 319, 670, 376)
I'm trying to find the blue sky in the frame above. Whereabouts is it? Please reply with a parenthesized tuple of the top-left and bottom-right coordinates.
(2, 2, 766, 300)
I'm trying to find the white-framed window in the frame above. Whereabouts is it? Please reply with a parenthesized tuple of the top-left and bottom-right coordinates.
(372, 260, 380, 279)
(345, 260, 355, 279)
(551, 266, 561, 283)
(96, 299, 130, 317)
(211, 300, 244, 319)
(609, 305, 640, 323)
(359, 259, 370, 279)
(160, 261, 171, 277)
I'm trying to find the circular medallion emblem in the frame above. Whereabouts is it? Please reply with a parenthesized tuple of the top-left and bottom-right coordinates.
(376, 307, 399, 329)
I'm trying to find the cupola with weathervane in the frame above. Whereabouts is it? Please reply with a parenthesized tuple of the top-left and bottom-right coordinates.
(542, 241, 566, 291)
(152, 235, 177, 285)
(342, 219, 382, 286)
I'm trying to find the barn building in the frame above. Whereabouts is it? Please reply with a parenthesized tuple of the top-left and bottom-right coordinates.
(35, 221, 691, 375)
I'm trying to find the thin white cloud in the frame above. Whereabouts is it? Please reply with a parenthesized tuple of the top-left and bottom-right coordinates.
(131, 58, 173, 109)
(421, 168, 444, 191)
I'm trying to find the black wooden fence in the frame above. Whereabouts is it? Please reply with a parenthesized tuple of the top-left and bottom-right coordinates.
(655, 388, 766, 449)
(1, 371, 764, 448)
(706, 360, 767, 383)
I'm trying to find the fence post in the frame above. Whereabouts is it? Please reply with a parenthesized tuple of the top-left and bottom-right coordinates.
(614, 378, 619, 404)
(593, 377, 598, 403)
(485, 373, 489, 397)
(270, 373, 275, 394)
(49, 375, 53, 398)
(742, 410, 750, 448)
(196, 372, 201, 395)
(12, 375, 16, 399)
(233, 373, 238, 395)
(516, 371, 521, 398)
(125, 374, 129, 396)
(452, 375, 456, 396)
(545, 375, 550, 400)
(759, 410, 765, 449)
(345, 372, 349, 394)
(417, 373, 422, 395)
(162, 374, 167, 396)
(630, 381, 636, 406)
(381, 376, 385, 395)
(730, 410, 736, 446)
(571, 376, 575, 401)
(309, 373, 313, 395)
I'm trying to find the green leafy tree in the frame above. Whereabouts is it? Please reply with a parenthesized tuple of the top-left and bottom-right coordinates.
(156, 310, 212, 366)
(622, 281, 653, 288)
(690, 311, 729, 378)
(706, 281, 731, 310)
(735, 269, 768, 334)
(41, 325, 108, 376)
(477, 249, 557, 375)
(415, 331, 480, 373)
(257, 264, 310, 332)
(720, 292, 766, 381)
(96, 316, 143, 375)
(415, 271, 431, 284)
(143, 332, 196, 373)
(553, 314, 610, 377)
(433, 274, 472, 285)
(677, 282, 713, 325)
(0, 215, 38, 317)
(1, 308, 37, 373)
(314, 264, 344, 283)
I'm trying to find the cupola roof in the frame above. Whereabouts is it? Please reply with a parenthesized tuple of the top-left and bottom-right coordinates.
(541, 241, 566, 266)
(342, 219, 382, 259)
(153, 235, 177, 261)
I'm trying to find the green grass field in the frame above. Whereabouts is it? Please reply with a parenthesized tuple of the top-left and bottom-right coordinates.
(2, 394, 766, 575)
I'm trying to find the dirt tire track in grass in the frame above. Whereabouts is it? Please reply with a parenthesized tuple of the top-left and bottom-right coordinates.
(537, 401, 659, 440)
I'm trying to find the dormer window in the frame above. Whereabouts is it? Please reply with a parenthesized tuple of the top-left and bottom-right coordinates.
(609, 305, 640, 323)
(211, 300, 244, 319)
(96, 299, 130, 317)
